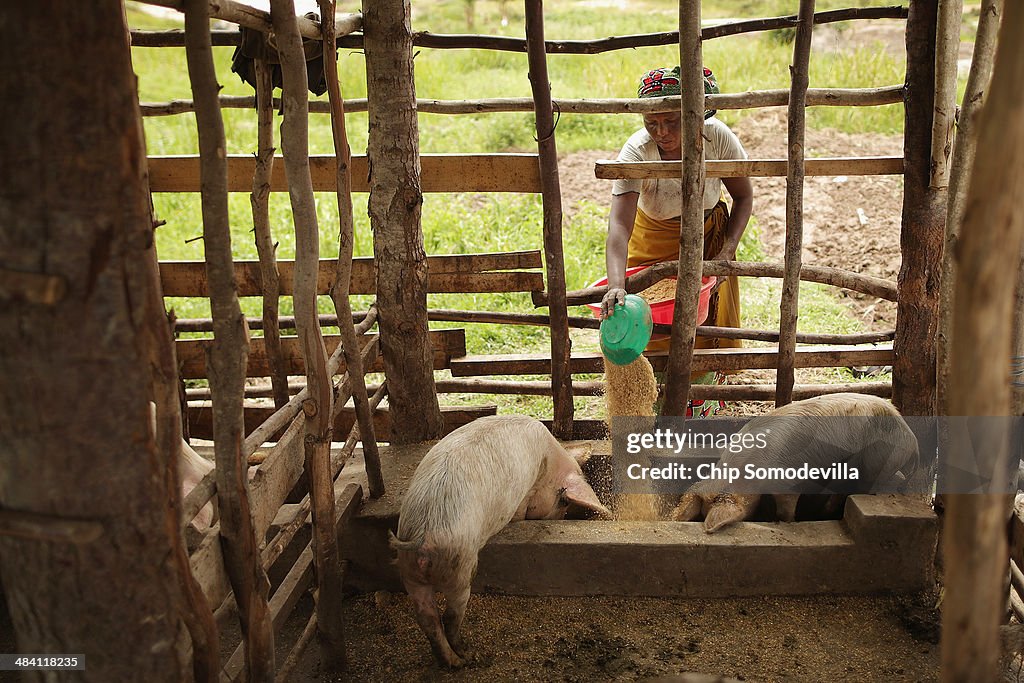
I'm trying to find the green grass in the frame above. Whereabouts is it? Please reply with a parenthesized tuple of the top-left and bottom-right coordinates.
(128, 0, 920, 417)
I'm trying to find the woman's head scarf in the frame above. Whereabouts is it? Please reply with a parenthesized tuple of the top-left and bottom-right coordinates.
(636, 66, 720, 119)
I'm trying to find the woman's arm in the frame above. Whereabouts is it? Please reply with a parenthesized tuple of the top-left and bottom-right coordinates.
(602, 191, 639, 317)
(713, 176, 754, 261)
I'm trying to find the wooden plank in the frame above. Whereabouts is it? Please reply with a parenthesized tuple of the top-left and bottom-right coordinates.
(186, 403, 498, 442)
(224, 546, 314, 682)
(176, 329, 465, 379)
(1011, 496, 1024, 572)
(449, 344, 895, 376)
(189, 529, 231, 614)
(159, 252, 542, 297)
(594, 156, 905, 180)
(147, 154, 542, 193)
(247, 412, 307, 540)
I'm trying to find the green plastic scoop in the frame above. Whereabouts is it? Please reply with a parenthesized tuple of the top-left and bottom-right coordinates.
(600, 294, 654, 366)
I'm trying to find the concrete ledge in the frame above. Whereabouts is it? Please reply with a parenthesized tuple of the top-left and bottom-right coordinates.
(339, 444, 937, 597)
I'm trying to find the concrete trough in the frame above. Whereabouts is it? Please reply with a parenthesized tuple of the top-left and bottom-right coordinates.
(338, 444, 937, 597)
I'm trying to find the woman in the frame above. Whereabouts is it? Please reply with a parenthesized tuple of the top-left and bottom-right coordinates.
(601, 66, 754, 417)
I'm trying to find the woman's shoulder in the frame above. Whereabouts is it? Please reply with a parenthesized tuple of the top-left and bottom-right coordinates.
(704, 116, 746, 159)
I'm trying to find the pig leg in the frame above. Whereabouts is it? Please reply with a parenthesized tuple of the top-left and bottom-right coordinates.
(404, 580, 464, 668)
(441, 581, 472, 659)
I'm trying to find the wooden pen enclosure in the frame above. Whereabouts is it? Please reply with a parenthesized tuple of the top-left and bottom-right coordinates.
(4, 0, 1023, 680)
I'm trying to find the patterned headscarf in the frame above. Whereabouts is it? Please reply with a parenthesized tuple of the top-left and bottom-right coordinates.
(637, 66, 721, 119)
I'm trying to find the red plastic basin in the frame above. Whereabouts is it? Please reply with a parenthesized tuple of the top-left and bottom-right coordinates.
(587, 266, 717, 325)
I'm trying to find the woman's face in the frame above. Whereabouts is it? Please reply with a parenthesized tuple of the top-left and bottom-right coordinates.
(642, 111, 682, 156)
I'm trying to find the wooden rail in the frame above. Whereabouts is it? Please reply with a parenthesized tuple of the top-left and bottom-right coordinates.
(129, 6, 908, 50)
(186, 403, 498, 441)
(160, 251, 542, 296)
(138, 86, 907, 117)
(449, 344, 894, 376)
(596, 156, 905, 179)
(148, 154, 542, 193)
(176, 329, 466, 379)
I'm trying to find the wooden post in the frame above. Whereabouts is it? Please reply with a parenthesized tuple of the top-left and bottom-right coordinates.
(937, 0, 1002, 417)
(662, 0, 704, 416)
(252, 59, 290, 409)
(524, 0, 574, 438)
(942, 4, 1024, 679)
(0, 3, 196, 679)
(893, 0, 945, 417)
(930, 0, 963, 189)
(775, 0, 815, 407)
(184, 0, 275, 679)
(362, 0, 444, 444)
(319, 0, 385, 497)
(269, 0, 347, 671)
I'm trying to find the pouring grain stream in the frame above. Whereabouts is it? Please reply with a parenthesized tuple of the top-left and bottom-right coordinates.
(603, 354, 662, 520)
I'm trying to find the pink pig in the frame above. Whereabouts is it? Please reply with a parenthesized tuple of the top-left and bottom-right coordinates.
(390, 415, 610, 668)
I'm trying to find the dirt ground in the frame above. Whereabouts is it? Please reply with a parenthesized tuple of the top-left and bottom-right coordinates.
(281, 590, 941, 682)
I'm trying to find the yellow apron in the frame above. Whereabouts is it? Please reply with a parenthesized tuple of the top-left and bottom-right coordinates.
(628, 201, 742, 363)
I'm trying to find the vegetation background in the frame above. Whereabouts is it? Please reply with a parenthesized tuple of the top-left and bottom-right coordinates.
(127, 0, 972, 418)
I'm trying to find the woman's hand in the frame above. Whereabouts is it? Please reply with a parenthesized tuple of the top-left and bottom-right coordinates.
(600, 287, 627, 319)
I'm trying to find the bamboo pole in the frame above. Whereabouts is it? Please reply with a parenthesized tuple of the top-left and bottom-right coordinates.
(251, 59, 289, 409)
(319, 0, 384, 499)
(776, 0, 815, 407)
(270, 0, 346, 670)
(894, 0, 945, 417)
(183, 0, 274, 679)
(130, 6, 907, 49)
(937, 0, 1002, 418)
(662, 0, 704, 418)
(930, 0, 963, 189)
(139, 85, 907, 117)
(942, 2, 1024, 678)
(524, 0, 573, 438)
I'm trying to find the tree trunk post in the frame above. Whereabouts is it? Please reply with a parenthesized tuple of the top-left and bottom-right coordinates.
(0, 3, 196, 679)
(775, 0, 815, 407)
(662, 0, 704, 416)
(184, 0, 275, 678)
(361, 0, 444, 444)
(893, 0, 945, 418)
(524, 0, 575, 438)
(320, 0, 386, 497)
(270, 0, 348, 671)
(941, 4, 1024, 679)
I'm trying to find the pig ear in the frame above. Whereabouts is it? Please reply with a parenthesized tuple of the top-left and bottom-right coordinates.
(671, 493, 703, 522)
(563, 442, 593, 466)
(563, 473, 611, 518)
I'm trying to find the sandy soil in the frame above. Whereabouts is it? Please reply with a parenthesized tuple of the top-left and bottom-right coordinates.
(280, 590, 941, 682)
